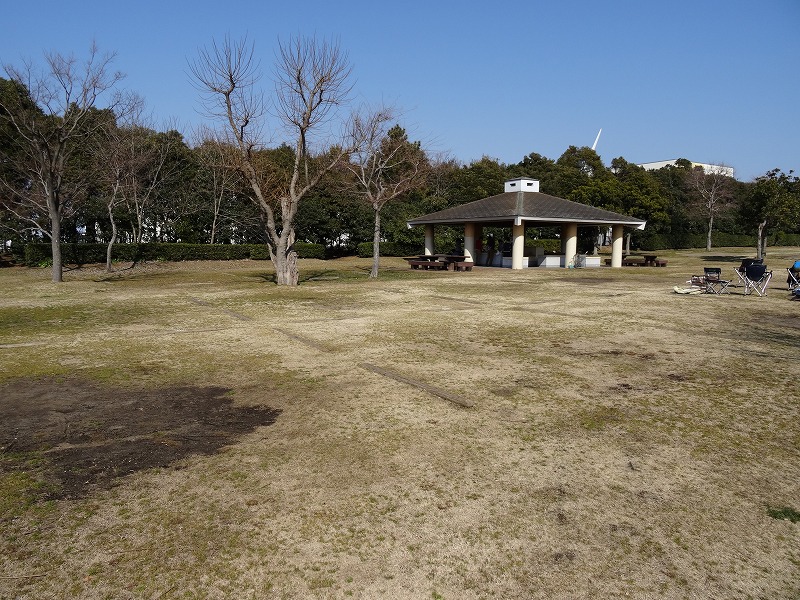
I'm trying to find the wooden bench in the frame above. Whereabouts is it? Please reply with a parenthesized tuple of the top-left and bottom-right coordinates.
(654, 259, 668, 267)
(453, 261, 473, 272)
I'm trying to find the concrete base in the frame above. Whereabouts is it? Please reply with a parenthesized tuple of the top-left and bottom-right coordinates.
(575, 255, 602, 267)
(502, 256, 529, 268)
(478, 253, 602, 268)
(533, 255, 602, 268)
(536, 255, 565, 268)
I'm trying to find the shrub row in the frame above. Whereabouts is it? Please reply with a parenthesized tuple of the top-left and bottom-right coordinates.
(636, 232, 756, 251)
(356, 241, 424, 258)
(25, 233, 800, 267)
(637, 232, 800, 251)
(771, 232, 800, 247)
(527, 239, 562, 254)
(24, 242, 326, 266)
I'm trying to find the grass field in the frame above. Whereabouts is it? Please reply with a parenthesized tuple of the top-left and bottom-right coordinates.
(1, 248, 799, 599)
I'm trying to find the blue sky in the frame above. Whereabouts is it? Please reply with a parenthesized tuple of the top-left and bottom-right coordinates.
(2, 0, 798, 181)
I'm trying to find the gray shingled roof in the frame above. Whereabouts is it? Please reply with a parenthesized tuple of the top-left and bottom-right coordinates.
(407, 191, 646, 228)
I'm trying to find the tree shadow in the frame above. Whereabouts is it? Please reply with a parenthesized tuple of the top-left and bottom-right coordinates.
(254, 272, 278, 284)
(252, 269, 365, 284)
(0, 377, 280, 500)
(701, 255, 751, 263)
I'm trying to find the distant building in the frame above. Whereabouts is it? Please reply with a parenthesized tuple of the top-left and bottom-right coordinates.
(636, 160, 734, 178)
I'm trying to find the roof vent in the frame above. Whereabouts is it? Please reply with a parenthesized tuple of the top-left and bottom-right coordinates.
(505, 177, 539, 193)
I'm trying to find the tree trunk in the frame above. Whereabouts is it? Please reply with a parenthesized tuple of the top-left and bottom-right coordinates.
(756, 219, 767, 259)
(49, 208, 63, 283)
(706, 215, 714, 251)
(370, 206, 381, 279)
(592, 227, 601, 256)
(50, 227, 63, 283)
(274, 251, 299, 285)
(756, 220, 767, 259)
(106, 204, 117, 273)
(271, 229, 299, 286)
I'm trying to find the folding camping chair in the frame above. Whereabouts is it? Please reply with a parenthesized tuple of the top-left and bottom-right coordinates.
(686, 267, 729, 294)
(736, 263, 773, 296)
(737, 257, 763, 273)
(786, 260, 800, 291)
(701, 267, 730, 294)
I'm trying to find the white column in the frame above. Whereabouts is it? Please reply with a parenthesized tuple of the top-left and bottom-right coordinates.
(424, 224, 435, 255)
(611, 224, 624, 268)
(562, 223, 578, 267)
(463, 223, 476, 263)
(512, 222, 525, 269)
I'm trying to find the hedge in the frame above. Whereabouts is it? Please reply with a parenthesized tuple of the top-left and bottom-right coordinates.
(24, 242, 326, 266)
(772, 232, 800, 247)
(23, 233, 800, 267)
(356, 241, 424, 258)
(633, 232, 800, 251)
(527, 239, 561, 254)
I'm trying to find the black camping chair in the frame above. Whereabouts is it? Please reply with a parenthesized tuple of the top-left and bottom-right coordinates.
(739, 263, 772, 296)
(701, 267, 729, 294)
(738, 257, 763, 272)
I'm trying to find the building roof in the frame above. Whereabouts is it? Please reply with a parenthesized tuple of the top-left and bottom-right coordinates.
(407, 190, 647, 229)
(636, 160, 734, 178)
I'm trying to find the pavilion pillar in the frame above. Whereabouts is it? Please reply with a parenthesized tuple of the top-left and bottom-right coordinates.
(463, 222, 476, 263)
(611, 224, 624, 268)
(562, 222, 578, 267)
(424, 224, 435, 255)
(512, 222, 525, 269)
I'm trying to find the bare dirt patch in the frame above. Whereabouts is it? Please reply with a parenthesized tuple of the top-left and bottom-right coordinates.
(0, 377, 280, 500)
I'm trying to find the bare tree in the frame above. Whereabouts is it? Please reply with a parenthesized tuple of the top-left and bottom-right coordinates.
(0, 42, 124, 282)
(346, 107, 428, 278)
(687, 165, 734, 251)
(191, 132, 245, 244)
(123, 128, 186, 245)
(95, 94, 144, 273)
(190, 35, 355, 285)
(97, 113, 190, 272)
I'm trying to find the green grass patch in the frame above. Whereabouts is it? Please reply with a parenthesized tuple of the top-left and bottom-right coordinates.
(766, 505, 800, 523)
(0, 454, 56, 520)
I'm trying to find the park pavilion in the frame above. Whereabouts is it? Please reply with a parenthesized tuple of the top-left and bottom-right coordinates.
(407, 177, 646, 269)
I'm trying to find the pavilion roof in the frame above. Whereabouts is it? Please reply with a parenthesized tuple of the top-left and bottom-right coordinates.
(407, 191, 646, 229)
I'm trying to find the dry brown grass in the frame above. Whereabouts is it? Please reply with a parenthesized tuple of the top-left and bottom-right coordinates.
(1, 249, 799, 599)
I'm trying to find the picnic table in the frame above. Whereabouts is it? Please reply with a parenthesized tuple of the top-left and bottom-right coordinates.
(622, 256, 646, 266)
(405, 255, 472, 271)
(620, 254, 666, 267)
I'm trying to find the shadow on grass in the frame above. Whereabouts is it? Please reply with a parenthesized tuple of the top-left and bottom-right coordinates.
(251, 266, 422, 285)
(700, 255, 751, 263)
(252, 269, 349, 284)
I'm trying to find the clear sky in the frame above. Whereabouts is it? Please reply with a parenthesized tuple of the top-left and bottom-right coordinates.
(2, 0, 797, 181)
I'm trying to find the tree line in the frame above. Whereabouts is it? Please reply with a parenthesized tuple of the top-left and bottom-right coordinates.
(2, 40, 799, 285)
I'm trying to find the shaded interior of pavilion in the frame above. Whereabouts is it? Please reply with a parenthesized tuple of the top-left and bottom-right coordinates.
(406, 177, 647, 269)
